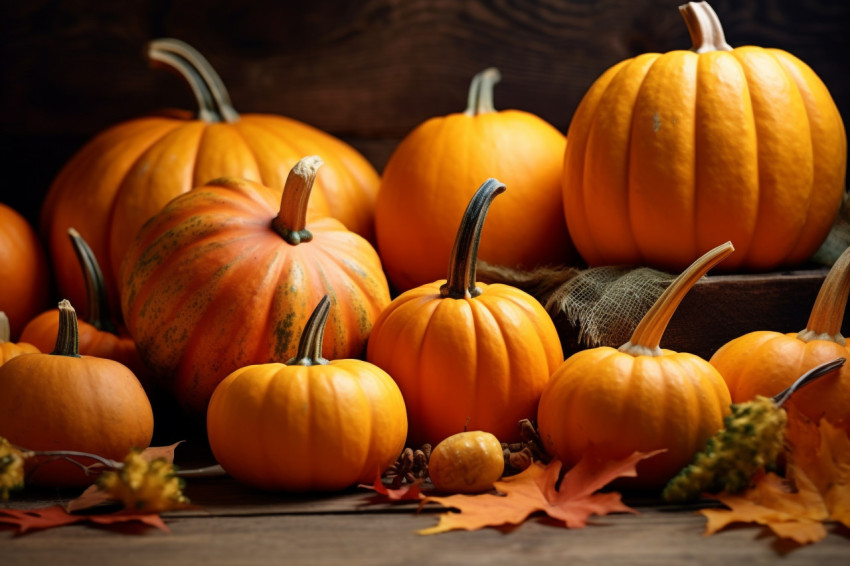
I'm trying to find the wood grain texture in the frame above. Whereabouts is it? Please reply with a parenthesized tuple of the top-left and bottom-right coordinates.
(1, 0, 848, 224)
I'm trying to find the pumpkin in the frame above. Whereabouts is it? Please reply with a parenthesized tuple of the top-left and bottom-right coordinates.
(0, 203, 50, 340)
(121, 156, 391, 417)
(0, 300, 153, 487)
(375, 67, 572, 292)
(20, 229, 149, 385)
(40, 38, 380, 317)
(207, 295, 407, 491)
(562, 1, 846, 272)
(0, 312, 39, 365)
(366, 178, 564, 446)
(537, 242, 734, 489)
(710, 245, 850, 431)
(428, 430, 505, 494)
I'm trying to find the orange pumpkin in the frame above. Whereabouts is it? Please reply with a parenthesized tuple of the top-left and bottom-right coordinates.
(0, 203, 50, 340)
(375, 67, 572, 292)
(21, 229, 148, 384)
(562, 1, 846, 272)
(0, 300, 153, 487)
(207, 295, 407, 492)
(41, 38, 380, 317)
(366, 178, 564, 446)
(0, 312, 39, 365)
(537, 242, 734, 489)
(710, 245, 850, 431)
(121, 157, 391, 417)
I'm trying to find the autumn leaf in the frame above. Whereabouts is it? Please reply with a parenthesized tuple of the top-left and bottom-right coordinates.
(418, 449, 664, 535)
(0, 505, 169, 535)
(359, 473, 425, 502)
(700, 407, 850, 545)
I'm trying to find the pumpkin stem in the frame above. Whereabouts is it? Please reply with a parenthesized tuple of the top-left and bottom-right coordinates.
(68, 228, 118, 335)
(679, 1, 733, 54)
(619, 241, 734, 356)
(798, 246, 850, 345)
(464, 68, 501, 116)
(440, 179, 507, 300)
(51, 300, 82, 358)
(0, 312, 9, 344)
(272, 156, 324, 245)
(772, 357, 845, 408)
(147, 38, 239, 123)
(286, 295, 331, 367)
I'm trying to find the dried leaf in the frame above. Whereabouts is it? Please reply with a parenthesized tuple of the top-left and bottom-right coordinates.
(418, 449, 663, 535)
(359, 474, 424, 502)
(0, 505, 169, 535)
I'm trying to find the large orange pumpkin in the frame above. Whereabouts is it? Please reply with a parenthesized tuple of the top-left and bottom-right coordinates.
(0, 203, 50, 340)
(537, 242, 734, 489)
(375, 67, 571, 293)
(207, 295, 407, 492)
(710, 245, 850, 431)
(121, 157, 391, 417)
(562, 1, 846, 272)
(41, 38, 380, 317)
(366, 178, 564, 446)
(0, 300, 153, 487)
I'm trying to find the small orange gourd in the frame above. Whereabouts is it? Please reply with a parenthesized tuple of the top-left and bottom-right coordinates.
(710, 245, 850, 431)
(375, 67, 572, 292)
(366, 179, 564, 446)
(562, 1, 846, 272)
(121, 157, 391, 416)
(0, 300, 153, 487)
(206, 296, 407, 492)
(428, 430, 505, 494)
(537, 242, 735, 489)
(0, 312, 39, 365)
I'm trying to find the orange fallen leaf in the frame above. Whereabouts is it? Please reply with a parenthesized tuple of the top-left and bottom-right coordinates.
(0, 505, 169, 535)
(359, 473, 425, 502)
(418, 448, 664, 535)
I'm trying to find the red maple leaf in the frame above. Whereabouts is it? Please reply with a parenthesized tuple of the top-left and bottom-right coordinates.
(0, 505, 169, 535)
(359, 473, 425, 502)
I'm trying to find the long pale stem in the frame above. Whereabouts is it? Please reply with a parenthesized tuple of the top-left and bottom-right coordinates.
(798, 246, 850, 345)
(272, 156, 324, 245)
(440, 179, 506, 299)
(679, 1, 733, 53)
(0, 312, 9, 343)
(147, 38, 239, 123)
(286, 295, 331, 367)
(463, 68, 501, 116)
(619, 241, 734, 356)
(68, 228, 117, 334)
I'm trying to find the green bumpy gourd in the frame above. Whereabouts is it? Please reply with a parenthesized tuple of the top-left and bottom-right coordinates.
(662, 396, 787, 503)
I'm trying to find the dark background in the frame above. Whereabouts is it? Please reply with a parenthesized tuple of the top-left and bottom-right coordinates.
(2, 0, 848, 227)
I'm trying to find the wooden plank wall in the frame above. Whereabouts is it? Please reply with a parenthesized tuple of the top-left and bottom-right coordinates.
(2, 0, 848, 225)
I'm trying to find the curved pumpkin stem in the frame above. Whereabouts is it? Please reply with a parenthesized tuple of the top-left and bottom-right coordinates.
(440, 178, 507, 300)
(51, 300, 81, 358)
(464, 68, 501, 116)
(272, 156, 324, 245)
(619, 241, 735, 356)
(0, 312, 9, 344)
(798, 246, 850, 345)
(772, 357, 845, 408)
(147, 38, 239, 123)
(679, 1, 733, 54)
(286, 295, 331, 367)
(68, 228, 118, 335)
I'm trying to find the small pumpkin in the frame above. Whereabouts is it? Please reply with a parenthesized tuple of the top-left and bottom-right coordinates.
(0, 300, 153, 487)
(41, 38, 380, 317)
(375, 67, 572, 292)
(207, 295, 407, 492)
(710, 245, 850, 431)
(121, 157, 391, 417)
(0, 203, 50, 340)
(21, 229, 149, 385)
(0, 312, 39, 365)
(428, 430, 505, 494)
(537, 242, 735, 489)
(366, 178, 564, 446)
(562, 1, 846, 272)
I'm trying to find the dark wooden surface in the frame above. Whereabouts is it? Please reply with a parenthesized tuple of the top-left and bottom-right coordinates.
(3, 470, 850, 565)
(2, 0, 849, 225)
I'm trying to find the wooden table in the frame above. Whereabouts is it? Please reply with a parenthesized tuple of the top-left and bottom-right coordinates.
(3, 450, 849, 566)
